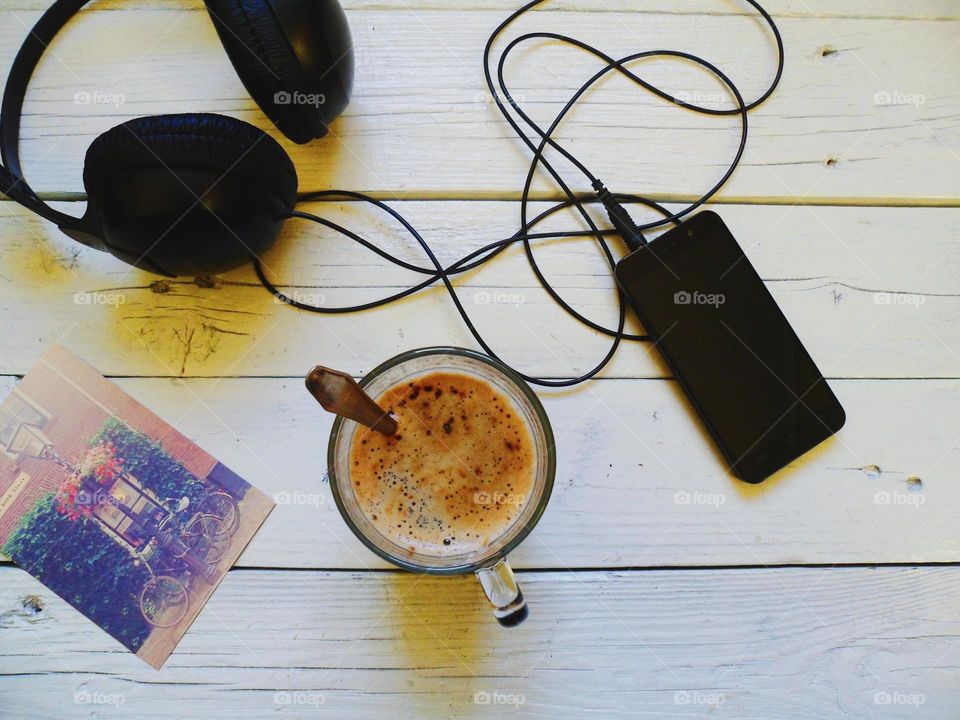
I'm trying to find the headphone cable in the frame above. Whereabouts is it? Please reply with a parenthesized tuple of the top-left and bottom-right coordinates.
(254, 0, 784, 387)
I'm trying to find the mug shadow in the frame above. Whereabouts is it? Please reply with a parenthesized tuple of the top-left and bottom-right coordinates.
(387, 571, 491, 714)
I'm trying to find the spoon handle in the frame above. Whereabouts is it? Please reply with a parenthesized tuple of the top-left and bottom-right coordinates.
(306, 367, 398, 436)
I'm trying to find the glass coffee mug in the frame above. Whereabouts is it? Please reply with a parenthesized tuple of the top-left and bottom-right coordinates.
(325, 348, 556, 626)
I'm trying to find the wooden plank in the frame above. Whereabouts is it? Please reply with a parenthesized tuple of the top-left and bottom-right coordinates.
(6, 0, 960, 22)
(2, 375, 955, 569)
(1, 565, 958, 718)
(0, 201, 956, 379)
(1, 7, 957, 202)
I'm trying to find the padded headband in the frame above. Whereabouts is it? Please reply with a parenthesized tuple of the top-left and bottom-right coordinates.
(0, 0, 90, 234)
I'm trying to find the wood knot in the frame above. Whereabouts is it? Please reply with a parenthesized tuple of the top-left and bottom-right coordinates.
(825, 155, 840, 167)
(150, 280, 171, 294)
(194, 274, 222, 289)
(22, 595, 44, 614)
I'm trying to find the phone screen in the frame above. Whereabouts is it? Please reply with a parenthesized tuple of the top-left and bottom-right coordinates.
(615, 211, 845, 483)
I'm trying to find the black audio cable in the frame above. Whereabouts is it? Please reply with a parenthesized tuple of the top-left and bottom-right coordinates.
(254, 0, 784, 387)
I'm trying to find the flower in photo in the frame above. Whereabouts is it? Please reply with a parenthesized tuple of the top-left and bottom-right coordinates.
(78, 441, 125, 486)
(55, 442, 126, 520)
(55, 472, 93, 521)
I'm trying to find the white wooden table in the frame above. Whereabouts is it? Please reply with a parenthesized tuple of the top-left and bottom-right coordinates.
(2, 1, 959, 717)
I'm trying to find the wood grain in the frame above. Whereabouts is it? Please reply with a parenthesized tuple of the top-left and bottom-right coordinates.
(2, 374, 954, 569)
(7, 1, 960, 18)
(1, 565, 958, 719)
(1, 2, 957, 713)
(0, 201, 956, 379)
(0, 6, 957, 202)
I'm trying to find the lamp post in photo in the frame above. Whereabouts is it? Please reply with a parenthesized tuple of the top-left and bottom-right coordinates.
(4, 421, 74, 474)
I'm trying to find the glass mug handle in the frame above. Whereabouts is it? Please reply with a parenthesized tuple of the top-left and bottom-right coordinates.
(475, 558, 528, 627)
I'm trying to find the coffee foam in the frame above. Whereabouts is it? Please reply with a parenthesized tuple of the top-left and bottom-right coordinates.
(349, 371, 535, 558)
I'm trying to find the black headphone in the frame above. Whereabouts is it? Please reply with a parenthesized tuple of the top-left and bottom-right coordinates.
(0, 0, 354, 277)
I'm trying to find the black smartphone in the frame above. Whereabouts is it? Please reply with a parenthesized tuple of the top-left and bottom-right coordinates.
(615, 211, 845, 484)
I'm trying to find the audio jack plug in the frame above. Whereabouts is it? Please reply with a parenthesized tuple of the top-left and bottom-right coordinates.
(593, 179, 646, 253)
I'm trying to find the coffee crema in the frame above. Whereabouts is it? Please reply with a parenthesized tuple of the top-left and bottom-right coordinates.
(349, 371, 535, 557)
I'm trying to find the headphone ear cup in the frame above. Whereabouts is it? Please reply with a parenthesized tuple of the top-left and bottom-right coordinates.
(204, 0, 353, 144)
(83, 113, 298, 276)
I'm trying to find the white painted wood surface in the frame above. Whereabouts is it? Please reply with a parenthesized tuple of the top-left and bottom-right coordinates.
(1, 0, 958, 717)
(0, 202, 956, 378)
(2, 375, 955, 570)
(1, 3, 958, 201)
(2, 566, 959, 719)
